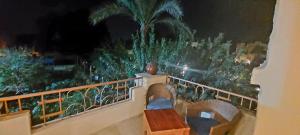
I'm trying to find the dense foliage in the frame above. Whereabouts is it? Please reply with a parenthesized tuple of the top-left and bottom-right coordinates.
(0, 48, 48, 97)
(91, 29, 187, 80)
(91, 31, 260, 97)
(183, 34, 253, 95)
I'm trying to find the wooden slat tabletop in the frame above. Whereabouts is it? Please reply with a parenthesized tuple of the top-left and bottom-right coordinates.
(144, 109, 189, 132)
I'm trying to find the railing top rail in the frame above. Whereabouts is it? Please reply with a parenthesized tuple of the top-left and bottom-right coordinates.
(168, 75, 258, 102)
(0, 77, 142, 102)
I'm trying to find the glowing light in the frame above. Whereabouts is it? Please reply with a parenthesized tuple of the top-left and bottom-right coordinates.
(182, 65, 188, 76)
(183, 65, 188, 71)
(246, 59, 251, 64)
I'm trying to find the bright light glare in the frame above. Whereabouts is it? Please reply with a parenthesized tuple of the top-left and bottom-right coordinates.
(182, 65, 188, 76)
(183, 65, 188, 71)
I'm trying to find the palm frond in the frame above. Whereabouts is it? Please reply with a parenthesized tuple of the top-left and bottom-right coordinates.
(116, 0, 143, 22)
(116, 0, 132, 8)
(152, 0, 183, 20)
(90, 0, 191, 40)
(157, 18, 193, 39)
(89, 3, 130, 25)
(134, 0, 146, 22)
(144, 0, 158, 21)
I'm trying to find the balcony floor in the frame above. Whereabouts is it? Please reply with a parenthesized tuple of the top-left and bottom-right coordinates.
(90, 101, 256, 135)
(91, 114, 144, 135)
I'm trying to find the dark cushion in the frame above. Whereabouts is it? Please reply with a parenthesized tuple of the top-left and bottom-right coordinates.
(146, 97, 173, 110)
(187, 117, 220, 135)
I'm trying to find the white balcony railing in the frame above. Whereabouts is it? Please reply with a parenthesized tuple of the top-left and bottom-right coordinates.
(0, 77, 143, 128)
(167, 76, 258, 112)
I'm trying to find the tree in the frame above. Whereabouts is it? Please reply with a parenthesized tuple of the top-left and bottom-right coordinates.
(180, 34, 257, 97)
(90, 0, 193, 70)
(0, 48, 48, 97)
(89, 0, 193, 42)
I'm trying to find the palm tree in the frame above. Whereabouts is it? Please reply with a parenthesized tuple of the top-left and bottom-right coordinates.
(89, 0, 192, 42)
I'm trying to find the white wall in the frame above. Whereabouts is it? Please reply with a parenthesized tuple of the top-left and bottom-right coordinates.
(32, 86, 147, 135)
(251, 0, 300, 134)
(0, 111, 31, 135)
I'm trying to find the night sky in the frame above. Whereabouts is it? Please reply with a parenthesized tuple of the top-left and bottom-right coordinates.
(0, 0, 276, 54)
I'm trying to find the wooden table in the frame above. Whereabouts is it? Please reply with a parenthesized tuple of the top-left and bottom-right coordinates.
(144, 109, 190, 135)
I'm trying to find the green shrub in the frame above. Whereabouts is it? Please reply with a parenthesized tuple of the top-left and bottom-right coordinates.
(0, 48, 48, 97)
(183, 34, 255, 97)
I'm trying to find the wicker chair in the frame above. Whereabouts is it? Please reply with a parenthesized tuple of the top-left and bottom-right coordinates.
(146, 83, 176, 110)
(186, 99, 242, 135)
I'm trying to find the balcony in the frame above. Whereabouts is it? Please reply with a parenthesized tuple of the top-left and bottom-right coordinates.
(0, 73, 257, 135)
(0, 0, 299, 134)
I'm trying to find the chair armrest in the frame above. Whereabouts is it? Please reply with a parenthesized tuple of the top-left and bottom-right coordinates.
(210, 122, 231, 135)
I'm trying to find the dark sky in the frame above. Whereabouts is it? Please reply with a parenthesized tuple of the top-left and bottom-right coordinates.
(0, 0, 276, 53)
(0, 0, 137, 42)
(0, 0, 103, 40)
(182, 0, 276, 42)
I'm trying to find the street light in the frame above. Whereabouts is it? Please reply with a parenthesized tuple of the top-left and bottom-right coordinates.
(182, 64, 188, 76)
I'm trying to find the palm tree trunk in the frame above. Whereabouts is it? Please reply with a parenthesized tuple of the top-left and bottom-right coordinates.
(139, 24, 149, 71)
(140, 25, 149, 47)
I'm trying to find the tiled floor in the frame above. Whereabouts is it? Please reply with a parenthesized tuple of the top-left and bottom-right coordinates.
(91, 114, 143, 135)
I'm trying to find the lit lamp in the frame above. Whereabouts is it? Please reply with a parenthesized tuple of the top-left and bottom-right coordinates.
(182, 65, 188, 76)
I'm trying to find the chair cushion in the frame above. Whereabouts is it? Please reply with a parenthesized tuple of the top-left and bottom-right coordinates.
(187, 117, 220, 135)
(146, 97, 173, 110)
